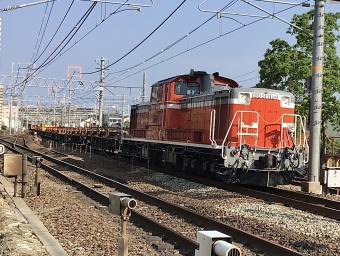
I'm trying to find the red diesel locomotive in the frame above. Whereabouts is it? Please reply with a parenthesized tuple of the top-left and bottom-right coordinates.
(122, 70, 308, 186)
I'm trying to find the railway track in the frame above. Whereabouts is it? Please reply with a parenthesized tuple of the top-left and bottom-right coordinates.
(119, 149, 340, 221)
(0, 136, 304, 256)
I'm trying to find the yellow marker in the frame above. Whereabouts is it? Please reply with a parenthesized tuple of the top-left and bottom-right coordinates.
(312, 66, 323, 70)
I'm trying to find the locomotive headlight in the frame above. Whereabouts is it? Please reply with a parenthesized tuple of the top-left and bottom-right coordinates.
(238, 93, 250, 103)
(281, 96, 290, 107)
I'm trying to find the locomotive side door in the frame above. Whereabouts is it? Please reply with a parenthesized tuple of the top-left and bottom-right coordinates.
(213, 90, 230, 143)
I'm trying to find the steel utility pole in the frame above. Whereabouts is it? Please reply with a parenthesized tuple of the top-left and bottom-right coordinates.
(304, 0, 325, 194)
(142, 73, 146, 103)
(9, 95, 12, 135)
(121, 94, 125, 138)
(68, 84, 71, 127)
(98, 58, 105, 127)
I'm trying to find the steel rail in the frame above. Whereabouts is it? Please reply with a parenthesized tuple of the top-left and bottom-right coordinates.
(253, 186, 340, 211)
(1, 139, 199, 252)
(129, 156, 340, 221)
(0, 137, 303, 256)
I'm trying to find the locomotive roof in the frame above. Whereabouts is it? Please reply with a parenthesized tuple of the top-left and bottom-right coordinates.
(152, 75, 178, 86)
(151, 72, 238, 87)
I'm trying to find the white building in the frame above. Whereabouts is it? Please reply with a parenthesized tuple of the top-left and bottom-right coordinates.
(2, 103, 19, 131)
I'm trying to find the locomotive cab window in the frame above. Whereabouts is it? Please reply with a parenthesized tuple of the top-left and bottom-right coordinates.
(213, 84, 230, 92)
(174, 81, 199, 95)
(151, 85, 163, 102)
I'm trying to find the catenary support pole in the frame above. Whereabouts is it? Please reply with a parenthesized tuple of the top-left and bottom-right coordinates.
(98, 57, 105, 127)
(9, 95, 12, 135)
(121, 94, 125, 139)
(304, 0, 325, 194)
(142, 73, 146, 103)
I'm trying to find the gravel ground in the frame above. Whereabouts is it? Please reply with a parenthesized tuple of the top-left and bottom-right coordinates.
(2, 135, 340, 256)
(46, 139, 340, 256)
(0, 193, 48, 256)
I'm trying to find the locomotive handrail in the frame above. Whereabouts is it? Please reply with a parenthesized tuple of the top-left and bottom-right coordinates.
(209, 109, 217, 146)
(221, 110, 260, 160)
(238, 111, 259, 150)
(281, 114, 309, 164)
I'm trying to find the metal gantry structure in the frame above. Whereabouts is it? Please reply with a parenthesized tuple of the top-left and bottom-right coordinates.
(0, 0, 56, 13)
(79, 0, 154, 11)
(18, 99, 129, 128)
(19, 105, 97, 126)
(0, 0, 151, 128)
(98, 58, 107, 127)
(1, 60, 144, 129)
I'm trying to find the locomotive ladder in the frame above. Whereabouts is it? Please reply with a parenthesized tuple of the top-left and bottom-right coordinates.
(221, 111, 259, 160)
(209, 109, 217, 146)
(281, 114, 309, 164)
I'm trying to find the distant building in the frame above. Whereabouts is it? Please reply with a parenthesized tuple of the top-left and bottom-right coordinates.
(103, 113, 130, 128)
(19, 106, 96, 128)
(2, 103, 19, 130)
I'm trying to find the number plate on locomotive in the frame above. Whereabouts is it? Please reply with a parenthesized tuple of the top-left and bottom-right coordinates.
(253, 93, 278, 100)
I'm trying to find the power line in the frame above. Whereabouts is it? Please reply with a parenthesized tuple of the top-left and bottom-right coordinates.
(33, 0, 130, 76)
(106, 0, 310, 85)
(29, 2, 49, 66)
(32, 3, 97, 70)
(28, 1, 55, 76)
(106, 0, 239, 81)
(237, 76, 259, 83)
(81, 0, 188, 75)
(17, 2, 98, 86)
(25, 0, 75, 71)
(232, 69, 259, 79)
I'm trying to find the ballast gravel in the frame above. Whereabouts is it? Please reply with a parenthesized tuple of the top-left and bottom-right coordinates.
(0, 194, 48, 256)
(2, 135, 340, 256)
(55, 142, 340, 256)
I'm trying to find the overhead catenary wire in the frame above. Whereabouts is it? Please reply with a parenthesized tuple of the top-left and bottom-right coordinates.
(81, 0, 189, 75)
(105, 0, 312, 86)
(107, 20, 265, 85)
(16, 0, 312, 106)
(17, 2, 98, 86)
(32, 0, 130, 77)
(29, 0, 235, 81)
(232, 69, 259, 79)
(32, 2, 97, 70)
(106, 0, 239, 80)
(101, 1, 108, 20)
(27, 1, 55, 76)
(25, 0, 75, 70)
(29, 2, 50, 67)
(237, 76, 260, 83)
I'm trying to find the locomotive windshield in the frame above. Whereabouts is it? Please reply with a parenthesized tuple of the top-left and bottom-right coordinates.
(213, 84, 230, 91)
(174, 81, 199, 95)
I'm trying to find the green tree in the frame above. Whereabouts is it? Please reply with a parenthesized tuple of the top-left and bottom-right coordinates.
(256, 10, 340, 154)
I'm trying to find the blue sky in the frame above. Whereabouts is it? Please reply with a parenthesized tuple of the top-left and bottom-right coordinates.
(1, 0, 340, 108)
